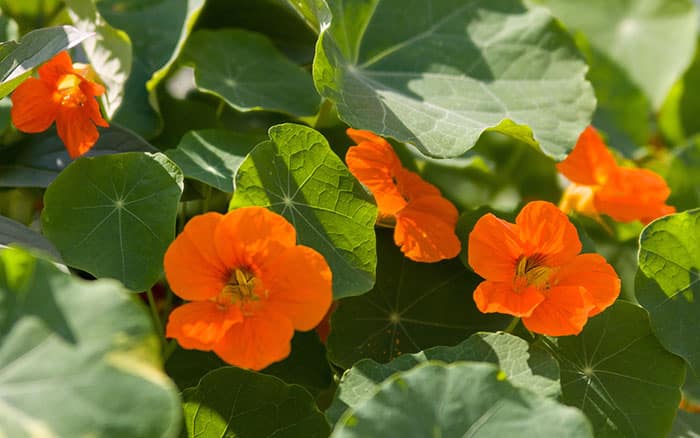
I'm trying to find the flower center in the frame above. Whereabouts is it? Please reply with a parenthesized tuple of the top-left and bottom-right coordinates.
(515, 254, 554, 291)
(218, 268, 258, 306)
(55, 74, 86, 108)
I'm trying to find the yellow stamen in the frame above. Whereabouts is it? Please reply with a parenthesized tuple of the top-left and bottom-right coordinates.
(218, 268, 258, 306)
(514, 254, 555, 291)
(55, 74, 86, 107)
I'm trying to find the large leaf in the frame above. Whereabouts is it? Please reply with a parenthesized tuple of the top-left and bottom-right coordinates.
(41, 152, 183, 291)
(331, 361, 592, 437)
(0, 215, 60, 260)
(0, 25, 93, 98)
(665, 141, 700, 212)
(636, 209, 700, 374)
(313, 0, 595, 159)
(183, 29, 320, 117)
(230, 123, 377, 299)
(545, 301, 686, 437)
(65, 0, 132, 118)
(181, 366, 330, 437)
(0, 124, 158, 188)
(536, 0, 698, 109)
(327, 229, 510, 369)
(326, 331, 560, 424)
(98, 0, 205, 137)
(0, 247, 181, 438)
(165, 129, 262, 192)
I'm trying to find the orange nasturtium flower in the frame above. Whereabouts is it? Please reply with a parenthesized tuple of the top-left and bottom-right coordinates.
(468, 201, 620, 336)
(345, 128, 461, 262)
(557, 126, 675, 224)
(10, 51, 108, 159)
(164, 207, 332, 370)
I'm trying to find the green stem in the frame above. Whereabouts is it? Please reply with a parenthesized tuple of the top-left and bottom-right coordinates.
(163, 339, 178, 362)
(504, 316, 520, 333)
(202, 185, 213, 213)
(146, 288, 165, 341)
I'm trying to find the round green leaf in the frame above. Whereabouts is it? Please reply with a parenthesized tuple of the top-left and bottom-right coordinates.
(331, 362, 592, 438)
(313, 0, 595, 159)
(547, 301, 686, 437)
(326, 331, 560, 424)
(0, 247, 181, 438)
(183, 29, 321, 117)
(327, 229, 509, 369)
(636, 209, 700, 374)
(182, 366, 330, 438)
(165, 129, 262, 192)
(230, 123, 377, 299)
(42, 152, 183, 291)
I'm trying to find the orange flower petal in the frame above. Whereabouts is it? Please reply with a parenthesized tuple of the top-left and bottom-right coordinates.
(81, 90, 109, 128)
(394, 196, 460, 262)
(346, 128, 389, 146)
(473, 280, 545, 317)
(214, 207, 296, 271)
(595, 167, 675, 224)
(522, 285, 595, 336)
(468, 213, 522, 281)
(164, 212, 229, 301)
(555, 253, 620, 316)
(165, 301, 243, 350)
(55, 107, 100, 158)
(214, 307, 294, 370)
(558, 183, 599, 218)
(37, 51, 74, 83)
(394, 168, 442, 201)
(10, 78, 58, 133)
(261, 245, 333, 330)
(556, 126, 616, 185)
(79, 78, 106, 99)
(515, 201, 581, 266)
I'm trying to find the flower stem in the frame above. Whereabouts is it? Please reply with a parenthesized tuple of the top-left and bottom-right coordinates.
(146, 288, 165, 342)
(504, 316, 520, 333)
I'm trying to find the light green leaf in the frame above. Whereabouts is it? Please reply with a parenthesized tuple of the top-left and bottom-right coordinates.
(0, 247, 181, 438)
(327, 229, 510, 369)
(41, 152, 183, 291)
(536, 0, 699, 109)
(546, 301, 686, 437)
(326, 331, 560, 424)
(0, 215, 60, 261)
(65, 0, 133, 118)
(636, 209, 700, 374)
(165, 129, 263, 192)
(313, 0, 595, 159)
(285, 0, 331, 33)
(182, 366, 330, 437)
(0, 25, 93, 98)
(331, 362, 592, 438)
(183, 29, 320, 117)
(230, 123, 377, 299)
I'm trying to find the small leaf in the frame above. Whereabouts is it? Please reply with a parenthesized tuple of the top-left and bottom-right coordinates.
(636, 209, 700, 374)
(41, 152, 183, 291)
(230, 123, 378, 299)
(0, 247, 181, 438)
(331, 362, 592, 437)
(326, 331, 560, 424)
(0, 215, 60, 260)
(547, 301, 685, 437)
(182, 366, 330, 437)
(183, 29, 320, 117)
(327, 229, 509, 369)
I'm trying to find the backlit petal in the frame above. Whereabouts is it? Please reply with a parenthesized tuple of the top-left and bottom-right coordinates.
(37, 51, 74, 83)
(261, 246, 332, 330)
(468, 213, 522, 281)
(522, 285, 595, 336)
(165, 301, 243, 350)
(473, 280, 544, 317)
(556, 126, 616, 185)
(394, 196, 460, 262)
(555, 254, 620, 316)
(81, 90, 109, 128)
(346, 128, 389, 146)
(55, 107, 100, 158)
(214, 307, 294, 370)
(10, 78, 58, 132)
(164, 212, 229, 301)
(515, 201, 581, 266)
(395, 168, 441, 201)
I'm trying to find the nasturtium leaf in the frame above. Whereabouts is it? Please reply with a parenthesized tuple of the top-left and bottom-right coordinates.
(41, 152, 183, 291)
(65, 0, 132, 118)
(181, 366, 330, 437)
(0, 124, 157, 188)
(0, 25, 93, 99)
(0, 215, 60, 260)
(230, 123, 377, 299)
(327, 229, 510, 369)
(313, 0, 595, 159)
(326, 331, 560, 424)
(536, 0, 699, 109)
(665, 141, 700, 212)
(331, 362, 592, 438)
(97, 0, 205, 137)
(671, 410, 700, 438)
(165, 129, 263, 192)
(0, 247, 181, 438)
(183, 29, 320, 117)
(547, 301, 686, 438)
(285, 0, 331, 33)
(636, 209, 700, 375)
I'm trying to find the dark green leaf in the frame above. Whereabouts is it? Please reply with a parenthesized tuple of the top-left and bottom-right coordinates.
(665, 141, 700, 212)
(671, 410, 700, 438)
(0, 215, 60, 260)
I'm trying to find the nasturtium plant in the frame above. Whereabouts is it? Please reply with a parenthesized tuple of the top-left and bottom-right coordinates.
(1, 1, 699, 436)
